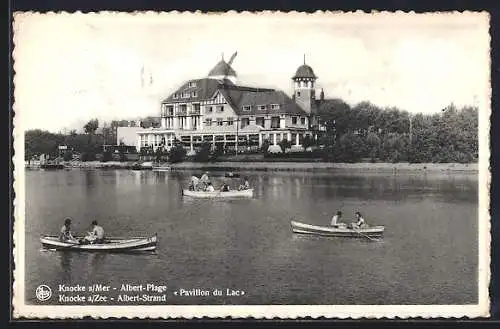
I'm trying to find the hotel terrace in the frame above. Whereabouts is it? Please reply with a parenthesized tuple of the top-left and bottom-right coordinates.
(129, 54, 326, 153)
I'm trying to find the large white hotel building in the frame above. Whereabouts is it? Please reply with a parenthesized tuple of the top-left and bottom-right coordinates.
(122, 55, 326, 152)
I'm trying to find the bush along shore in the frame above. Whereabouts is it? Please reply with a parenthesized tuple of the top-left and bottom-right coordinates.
(26, 160, 478, 173)
(169, 161, 478, 173)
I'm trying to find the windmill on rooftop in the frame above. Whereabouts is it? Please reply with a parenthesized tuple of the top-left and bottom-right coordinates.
(207, 51, 238, 84)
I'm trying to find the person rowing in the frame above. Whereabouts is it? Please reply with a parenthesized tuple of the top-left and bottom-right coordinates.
(352, 211, 367, 229)
(59, 217, 78, 243)
(81, 220, 105, 244)
(330, 211, 343, 227)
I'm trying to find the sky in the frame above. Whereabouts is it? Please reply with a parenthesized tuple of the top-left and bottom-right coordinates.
(13, 11, 490, 133)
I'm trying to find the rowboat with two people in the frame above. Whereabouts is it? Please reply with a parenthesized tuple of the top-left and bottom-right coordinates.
(183, 172, 253, 198)
(291, 211, 384, 241)
(40, 217, 157, 252)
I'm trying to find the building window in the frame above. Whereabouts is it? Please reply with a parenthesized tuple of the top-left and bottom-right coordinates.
(207, 106, 213, 113)
(259, 105, 266, 111)
(173, 93, 178, 99)
(243, 105, 251, 111)
(182, 91, 190, 98)
(256, 117, 265, 127)
(296, 91, 301, 97)
(217, 106, 224, 112)
(205, 118, 212, 126)
(271, 116, 280, 129)
(217, 118, 223, 126)
(227, 117, 234, 126)
(241, 118, 250, 127)
(191, 91, 197, 97)
(188, 81, 197, 88)
(292, 116, 298, 125)
(301, 117, 306, 125)
(270, 104, 280, 110)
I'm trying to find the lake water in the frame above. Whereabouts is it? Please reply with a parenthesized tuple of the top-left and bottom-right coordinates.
(24, 169, 478, 305)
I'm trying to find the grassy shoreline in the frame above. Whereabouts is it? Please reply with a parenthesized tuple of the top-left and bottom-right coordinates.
(26, 160, 479, 173)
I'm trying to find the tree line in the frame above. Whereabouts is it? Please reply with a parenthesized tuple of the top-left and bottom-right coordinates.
(315, 100, 478, 163)
(24, 101, 478, 164)
(24, 117, 162, 161)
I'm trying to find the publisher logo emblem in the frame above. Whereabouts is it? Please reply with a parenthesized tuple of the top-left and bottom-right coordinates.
(36, 285, 52, 301)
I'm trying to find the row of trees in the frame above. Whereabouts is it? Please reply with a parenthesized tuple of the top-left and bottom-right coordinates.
(25, 116, 161, 160)
(315, 100, 478, 163)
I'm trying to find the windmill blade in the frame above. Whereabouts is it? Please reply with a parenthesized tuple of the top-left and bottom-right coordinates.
(227, 51, 238, 66)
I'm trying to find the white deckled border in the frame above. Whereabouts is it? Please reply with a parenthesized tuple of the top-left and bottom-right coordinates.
(12, 10, 491, 319)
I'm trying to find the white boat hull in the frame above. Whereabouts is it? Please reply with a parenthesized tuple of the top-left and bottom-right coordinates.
(182, 189, 254, 198)
(291, 220, 384, 238)
(40, 234, 158, 252)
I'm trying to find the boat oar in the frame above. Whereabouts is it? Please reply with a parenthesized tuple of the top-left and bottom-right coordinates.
(352, 227, 380, 242)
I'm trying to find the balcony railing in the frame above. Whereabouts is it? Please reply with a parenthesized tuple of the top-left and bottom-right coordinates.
(176, 109, 187, 115)
(162, 111, 175, 117)
(189, 109, 201, 115)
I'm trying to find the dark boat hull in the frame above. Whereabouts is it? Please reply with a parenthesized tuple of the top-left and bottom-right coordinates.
(40, 164, 64, 169)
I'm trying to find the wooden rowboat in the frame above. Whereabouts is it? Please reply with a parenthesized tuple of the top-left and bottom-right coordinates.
(40, 234, 157, 252)
(182, 188, 253, 198)
(291, 220, 384, 239)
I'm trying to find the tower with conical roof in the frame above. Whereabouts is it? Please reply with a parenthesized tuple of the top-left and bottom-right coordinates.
(207, 53, 237, 84)
(292, 55, 317, 114)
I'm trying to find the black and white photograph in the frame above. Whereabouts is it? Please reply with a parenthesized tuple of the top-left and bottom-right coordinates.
(12, 11, 490, 319)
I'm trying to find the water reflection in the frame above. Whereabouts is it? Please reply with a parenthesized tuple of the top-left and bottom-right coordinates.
(59, 252, 74, 282)
(83, 170, 95, 195)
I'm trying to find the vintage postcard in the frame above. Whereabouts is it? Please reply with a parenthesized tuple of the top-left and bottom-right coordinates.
(12, 11, 491, 319)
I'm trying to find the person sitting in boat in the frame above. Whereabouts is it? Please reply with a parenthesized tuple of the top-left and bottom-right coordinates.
(200, 171, 210, 184)
(188, 175, 199, 191)
(82, 220, 105, 244)
(59, 217, 77, 243)
(331, 211, 343, 227)
(205, 182, 215, 192)
(221, 183, 230, 192)
(353, 211, 367, 229)
(238, 177, 250, 190)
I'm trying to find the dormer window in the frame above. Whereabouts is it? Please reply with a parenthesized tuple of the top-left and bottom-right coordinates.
(259, 105, 267, 111)
(270, 104, 280, 110)
(191, 91, 197, 97)
(173, 93, 179, 99)
(243, 106, 251, 111)
(182, 91, 190, 98)
(188, 81, 197, 88)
